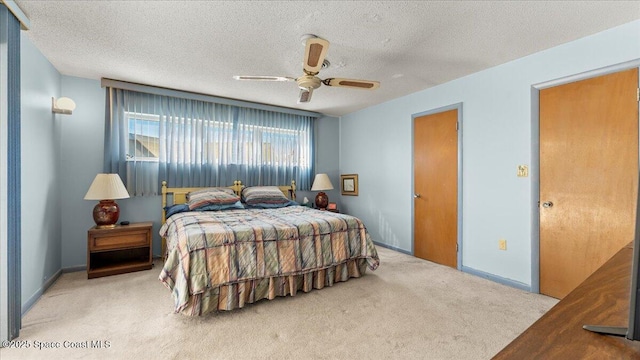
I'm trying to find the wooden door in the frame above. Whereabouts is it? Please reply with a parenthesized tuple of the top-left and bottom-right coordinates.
(414, 109, 458, 268)
(540, 68, 638, 299)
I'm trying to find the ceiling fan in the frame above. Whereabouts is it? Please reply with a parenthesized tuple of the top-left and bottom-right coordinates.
(233, 35, 380, 104)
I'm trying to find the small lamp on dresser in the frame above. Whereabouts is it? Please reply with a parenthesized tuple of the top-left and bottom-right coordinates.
(84, 173, 130, 228)
(311, 173, 334, 210)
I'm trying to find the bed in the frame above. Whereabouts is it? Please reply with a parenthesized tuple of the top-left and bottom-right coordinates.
(158, 180, 380, 316)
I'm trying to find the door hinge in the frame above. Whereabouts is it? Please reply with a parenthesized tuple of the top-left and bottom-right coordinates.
(456, 122, 459, 131)
(637, 88, 639, 102)
(456, 243, 459, 252)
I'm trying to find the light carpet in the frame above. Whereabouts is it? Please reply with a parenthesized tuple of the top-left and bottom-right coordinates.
(0, 247, 557, 360)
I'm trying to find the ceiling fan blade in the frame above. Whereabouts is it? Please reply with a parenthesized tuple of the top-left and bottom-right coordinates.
(233, 75, 294, 81)
(323, 78, 380, 90)
(298, 87, 313, 104)
(303, 37, 329, 75)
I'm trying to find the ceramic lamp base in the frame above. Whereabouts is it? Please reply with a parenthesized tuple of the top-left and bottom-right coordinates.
(315, 192, 329, 209)
(93, 200, 120, 228)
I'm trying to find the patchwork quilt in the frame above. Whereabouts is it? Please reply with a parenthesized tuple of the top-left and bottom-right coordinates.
(159, 206, 379, 313)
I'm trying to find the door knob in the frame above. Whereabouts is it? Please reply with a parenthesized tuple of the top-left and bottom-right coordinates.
(542, 201, 553, 208)
(414, 193, 421, 199)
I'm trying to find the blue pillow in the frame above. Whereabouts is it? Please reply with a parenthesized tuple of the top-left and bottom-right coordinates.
(195, 200, 245, 211)
(164, 204, 189, 218)
(245, 200, 299, 209)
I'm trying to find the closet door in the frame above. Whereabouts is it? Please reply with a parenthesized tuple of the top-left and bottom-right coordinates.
(414, 109, 458, 268)
(539, 68, 639, 299)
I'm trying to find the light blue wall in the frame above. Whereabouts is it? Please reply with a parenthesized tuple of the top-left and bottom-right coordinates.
(20, 33, 61, 309)
(59, 76, 109, 267)
(297, 115, 341, 208)
(339, 20, 640, 286)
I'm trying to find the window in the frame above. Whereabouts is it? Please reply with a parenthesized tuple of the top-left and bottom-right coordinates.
(126, 112, 160, 162)
(106, 88, 315, 195)
(126, 114, 310, 168)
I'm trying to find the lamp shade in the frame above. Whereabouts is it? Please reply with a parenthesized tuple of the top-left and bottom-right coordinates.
(311, 174, 334, 191)
(84, 174, 130, 200)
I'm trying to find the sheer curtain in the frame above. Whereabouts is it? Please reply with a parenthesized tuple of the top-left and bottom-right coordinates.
(104, 87, 315, 196)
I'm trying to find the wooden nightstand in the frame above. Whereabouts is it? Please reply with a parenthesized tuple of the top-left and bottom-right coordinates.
(87, 222, 153, 279)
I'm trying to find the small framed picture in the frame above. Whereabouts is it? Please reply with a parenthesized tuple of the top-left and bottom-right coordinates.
(327, 202, 337, 210)
(340, 174, 359, 196)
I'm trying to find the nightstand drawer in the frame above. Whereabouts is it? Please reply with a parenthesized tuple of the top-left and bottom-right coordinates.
(87, 222, 153, 279)
(90, 231, 148, 251)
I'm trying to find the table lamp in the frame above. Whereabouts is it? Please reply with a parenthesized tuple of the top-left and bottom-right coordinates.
(84, 173, 130, 228)
(311, 173, 333, 209)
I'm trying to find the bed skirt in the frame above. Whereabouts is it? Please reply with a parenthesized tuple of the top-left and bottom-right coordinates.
(174, 258, 369, 316)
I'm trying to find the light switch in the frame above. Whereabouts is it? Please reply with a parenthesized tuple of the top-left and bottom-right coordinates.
(517, 165, 528, 177)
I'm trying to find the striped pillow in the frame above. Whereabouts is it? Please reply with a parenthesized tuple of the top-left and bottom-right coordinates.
(242, 186, 290, 206)
(185, 187, 235, 201)
(187, 189, 240, 210)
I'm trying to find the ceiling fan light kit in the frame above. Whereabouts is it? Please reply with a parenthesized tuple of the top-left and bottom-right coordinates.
(234, 35, 380, 104)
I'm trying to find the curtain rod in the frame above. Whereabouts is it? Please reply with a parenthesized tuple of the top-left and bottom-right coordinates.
(101, 78, 322, 118)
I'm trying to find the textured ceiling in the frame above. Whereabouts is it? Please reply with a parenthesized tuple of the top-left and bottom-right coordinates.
(15, 1, 640, 116)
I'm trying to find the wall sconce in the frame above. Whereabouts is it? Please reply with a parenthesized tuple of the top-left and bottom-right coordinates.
(52, 97, 76, 115)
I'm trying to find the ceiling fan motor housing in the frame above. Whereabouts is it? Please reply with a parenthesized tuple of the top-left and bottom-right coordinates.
(296, 75, 321, 90)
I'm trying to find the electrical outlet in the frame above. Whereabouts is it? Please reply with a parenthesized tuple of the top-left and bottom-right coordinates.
(499, 239, 507, 250)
